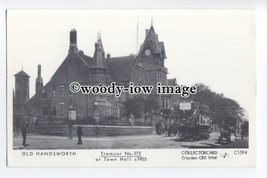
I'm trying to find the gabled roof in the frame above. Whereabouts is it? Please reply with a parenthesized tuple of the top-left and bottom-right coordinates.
(24, 53, 138, 112)
(50, 52, 92, 83)
(107, 55, 136, 82)
(48, 50, 138, 84)
(24, 81, 52, 115)
(78, 50, 93, 66)
(139, 25, 166, 59)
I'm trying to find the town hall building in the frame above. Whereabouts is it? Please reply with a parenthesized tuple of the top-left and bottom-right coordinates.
(13, 24, 178, 126)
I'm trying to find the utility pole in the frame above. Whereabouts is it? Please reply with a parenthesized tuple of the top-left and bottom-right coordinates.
(136, 15, 139, 54)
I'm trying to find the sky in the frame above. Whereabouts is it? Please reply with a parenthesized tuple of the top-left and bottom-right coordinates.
(7, 9, 255, 115)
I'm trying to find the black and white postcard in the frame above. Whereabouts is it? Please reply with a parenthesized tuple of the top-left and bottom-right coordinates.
(7, 9, 256, 167)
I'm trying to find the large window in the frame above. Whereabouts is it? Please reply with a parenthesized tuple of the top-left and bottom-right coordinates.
(59, 85, 65, 96)
(113, 107, 120, 118)
(59, 103, 64, 116)
(51, 106, 57, 116)
(42, 106, 49, 116)
(162, 97, 170, 109)
(105, 107, 110, 117)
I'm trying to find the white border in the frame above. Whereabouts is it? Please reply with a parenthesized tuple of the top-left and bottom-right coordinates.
(1, 0, 267, 178)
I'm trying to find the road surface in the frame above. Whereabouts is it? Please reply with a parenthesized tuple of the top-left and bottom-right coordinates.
(13, 132, 248, 150)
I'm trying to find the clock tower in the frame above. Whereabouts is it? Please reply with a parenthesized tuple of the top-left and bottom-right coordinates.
(138, 25, 169, 109)
(139, 25, 168, 86)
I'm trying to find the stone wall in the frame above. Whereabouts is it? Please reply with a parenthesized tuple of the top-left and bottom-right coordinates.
(35, 125, 153, 137)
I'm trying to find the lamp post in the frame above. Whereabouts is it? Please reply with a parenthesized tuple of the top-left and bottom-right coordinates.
(171, 107, 174, 123)
(94, 102, 100, 125)
(68, 109, 73, 139)
(68, 105, 76, 139)
(150, 110, 154, 126)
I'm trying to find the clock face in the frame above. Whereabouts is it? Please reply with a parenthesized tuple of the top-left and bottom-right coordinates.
(145, 49, 151, 56)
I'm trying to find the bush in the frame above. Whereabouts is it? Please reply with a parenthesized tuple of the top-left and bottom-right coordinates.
(103, 115, 120, 120)
(76, 117, 95, 125)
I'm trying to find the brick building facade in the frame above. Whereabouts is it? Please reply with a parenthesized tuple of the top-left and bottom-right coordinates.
(13, 25, 178, 125)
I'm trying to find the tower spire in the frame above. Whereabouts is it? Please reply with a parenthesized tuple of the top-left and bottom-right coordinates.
(90, 34, 110, 84)
(97, 31, 101, 40)
(151, 17, 153, 27)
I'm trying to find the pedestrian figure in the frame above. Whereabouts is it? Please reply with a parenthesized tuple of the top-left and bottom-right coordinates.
(165, 122, 169, 137)
(155, 122, 161, 135)
(68, 122, 73, 139)
(21, 124, 27, 146)
(77, 126, 83, 144)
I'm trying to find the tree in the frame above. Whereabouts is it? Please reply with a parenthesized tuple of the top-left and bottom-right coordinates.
(123, 97, 145, 118)
(143, 95, 160, 113)
(188, 83, 245, 127)
(123, 95, 159, 119)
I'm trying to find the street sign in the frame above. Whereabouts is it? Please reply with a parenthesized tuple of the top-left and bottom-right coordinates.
(69, 110, 76, 120)
(179, 102, 191, 110)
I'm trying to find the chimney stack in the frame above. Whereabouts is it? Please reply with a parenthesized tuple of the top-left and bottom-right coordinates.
(35, 64, 43, 93)
(69, 29, 78, 54)
(38, 64, 41, 78)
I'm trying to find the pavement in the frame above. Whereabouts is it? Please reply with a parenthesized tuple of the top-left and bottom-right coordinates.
(13, 132, 248, 150)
